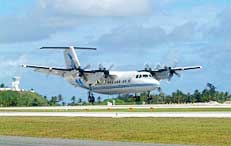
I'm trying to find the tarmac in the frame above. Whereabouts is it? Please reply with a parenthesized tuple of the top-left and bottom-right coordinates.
(0, 136, 190, 146)
(0, 103, 230, 110)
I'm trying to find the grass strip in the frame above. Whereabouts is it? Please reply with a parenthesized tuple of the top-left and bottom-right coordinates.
(0, 117, 230, 146)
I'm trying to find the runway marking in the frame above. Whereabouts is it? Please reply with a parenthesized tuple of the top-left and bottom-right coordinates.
(0, 136, 190, 146)
(0, 112, 230, 118)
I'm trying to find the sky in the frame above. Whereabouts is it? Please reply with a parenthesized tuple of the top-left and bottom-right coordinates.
(0, 0, 231, 102)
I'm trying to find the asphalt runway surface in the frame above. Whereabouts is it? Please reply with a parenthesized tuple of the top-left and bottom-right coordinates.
(0, 112, 230, 118)
(0, 136, 189, 146)
(0, 103, 230, 110)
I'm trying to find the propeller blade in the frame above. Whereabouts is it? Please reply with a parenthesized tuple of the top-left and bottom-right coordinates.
(172, 59, 178, 68)
(108, 64, 114, 70)
(98, 64, 103, 70)
(108, 75, 116, 80)
(155, 63, 162, 70)
(145, 64, 150, 70)
(174, 71, 181, 77)
(168, 73, 174, 81)
(83, 64, 91, 70)
(83, 74, 88, 81)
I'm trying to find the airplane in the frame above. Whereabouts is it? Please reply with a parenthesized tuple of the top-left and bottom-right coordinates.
(22, 46, 202, 103)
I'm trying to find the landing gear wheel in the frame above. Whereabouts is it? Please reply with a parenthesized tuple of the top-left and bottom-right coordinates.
(88, 85, 95, 104)
(88, 95, 95, 104)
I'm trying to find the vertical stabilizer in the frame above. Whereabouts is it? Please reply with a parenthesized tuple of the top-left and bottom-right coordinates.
(64, 46, 81, 69)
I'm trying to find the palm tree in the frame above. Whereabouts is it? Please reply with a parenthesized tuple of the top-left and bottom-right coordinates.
(0, 83, 5, 88)
(194, 90, 201, 102)
(50, 96, 58, 106)
(71, 96, 76, 105)
(62, 102, 65, 106)
(97, 96, 101, 104)
(58, 94, 63, 103)
(78, 98, 82, 104)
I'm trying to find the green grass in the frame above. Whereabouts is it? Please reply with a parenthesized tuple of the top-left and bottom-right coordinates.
(0, 117, 230, 146)
(0, 108, 231, 112)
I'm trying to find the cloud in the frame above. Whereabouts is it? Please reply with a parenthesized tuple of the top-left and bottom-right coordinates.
(207, 7, 231, 41)
(0, 55, 27, 80)
(90, 22, 198, 51)
(0, 55, 26, 67)
(168, 22, 198, 42)
(38, 0, 152, 16)
(0, 0, 152, 43)
(0, 8, 80, 43)
(0, 16, 77, 43)
(91, 24, 166, 50)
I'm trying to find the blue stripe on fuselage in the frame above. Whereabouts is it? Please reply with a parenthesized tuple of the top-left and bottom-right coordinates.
(75, 79, 88, 89)
(75, 80, 156, 91)
(92, 83, 156, 90)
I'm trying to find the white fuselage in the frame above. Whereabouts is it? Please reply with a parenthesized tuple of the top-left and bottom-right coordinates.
(67, 71, 160, 95)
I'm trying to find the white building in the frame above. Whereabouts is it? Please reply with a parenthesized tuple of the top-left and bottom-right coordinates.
(0, 76, 24, 92)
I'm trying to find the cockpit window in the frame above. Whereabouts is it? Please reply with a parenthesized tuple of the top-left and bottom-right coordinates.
(136, 74, 152, 78)
(143, 75, 148, 78)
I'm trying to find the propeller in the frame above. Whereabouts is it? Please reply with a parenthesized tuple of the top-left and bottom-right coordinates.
(168, 67, 181, 81)
(98, 64, 114, 79)
(144, 64, 152, 71)
(78, 64, 91, 81)
(141, 64, 181, 81)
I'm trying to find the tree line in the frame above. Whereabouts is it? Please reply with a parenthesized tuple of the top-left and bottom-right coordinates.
(0, 91, 48, 107)
(116, 83, 231, 104)
(0, 83, 230, 107)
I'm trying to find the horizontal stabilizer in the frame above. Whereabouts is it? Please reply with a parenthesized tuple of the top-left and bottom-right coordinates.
(40, 47, 97, 50)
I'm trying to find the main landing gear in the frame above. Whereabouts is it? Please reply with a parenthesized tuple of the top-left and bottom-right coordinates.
(146, 91, 153, 104)
(88, 84, 95, 104)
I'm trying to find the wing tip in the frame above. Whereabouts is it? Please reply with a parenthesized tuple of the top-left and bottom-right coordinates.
(21, 64, 27, 68)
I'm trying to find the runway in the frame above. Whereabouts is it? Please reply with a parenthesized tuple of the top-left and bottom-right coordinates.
(0, 103, 230, 111)
(0, 136, 187, 146)
(0, 112, 230, 118)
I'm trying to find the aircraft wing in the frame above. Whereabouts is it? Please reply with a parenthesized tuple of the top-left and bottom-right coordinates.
(22, 64, 117, 85)
(171, 66, 202, 71)
(22, 64, 72, 77)
(140, 65, 202, 81)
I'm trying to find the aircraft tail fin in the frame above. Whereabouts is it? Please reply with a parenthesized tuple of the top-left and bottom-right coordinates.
(40, 46, 96, 70)
(64, 46, 81, 69)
